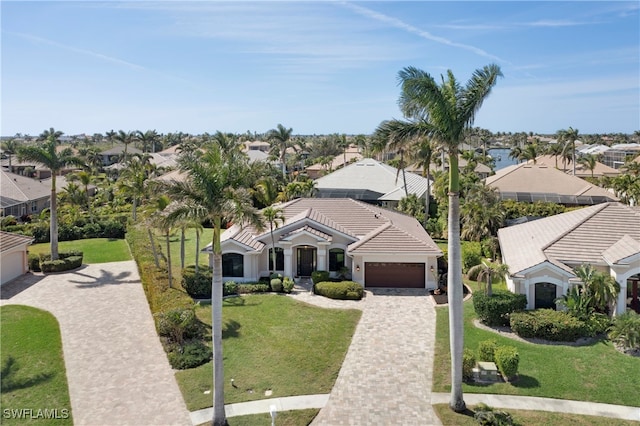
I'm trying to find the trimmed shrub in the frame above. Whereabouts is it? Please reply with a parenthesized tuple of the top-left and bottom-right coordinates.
(494, 346, 519, 380)
(510, 309, 588, 342)
(282, 277, 295, 293)
(237, 283, 270, 294)
(270, 278, 283, 292)
(473, 290, 527, 326)
(463, 348, 476, 381)
(270, 272, 283, 280)
(224, 281, 238, 296)
(167, 339, 212, 370)
(609, 311, 640, 351)
(39, 252, 84, 272)
(311, 270, 330, 284)
(462, 242, 482, 273)
(155, 307, 203, 346)
(473, 403, 514, 426)
(314, 281, 364, 300)
(28, 253, 41, 272)
(477, 339, 498, 363)
(181, 266, 212, 298)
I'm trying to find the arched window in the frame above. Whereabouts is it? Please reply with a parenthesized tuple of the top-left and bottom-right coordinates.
(329, 248, 345, 272)
(268, 247, 285, 271)
(222, 253, 244, 277)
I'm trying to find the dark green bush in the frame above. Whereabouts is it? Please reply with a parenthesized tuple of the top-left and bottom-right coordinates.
(473, 403, 513, 426)
(39, 252, 84, 272)
(584, 313, 611, 336)
(462, 242, 482, 273)
(155, 307, 203, 345)
(282, 277, 295, 293)
(510, 309, 588, 342)
(167, 339, 212, 370)
(463, 348, 476, 381)
(473, 290, 527, 326)
(494, 346, 519, 380)
(181, 266, 212, 298)
(311, 270, 330, 284)
(609, 311, 640, 350)
(270, 272, 283, 280)
(314, 281, 364, 300)
(270, 278, 283, 292)
(477, 339, 498, 363)
(28, 253, 41, 272)
(237, 283, 270, 294)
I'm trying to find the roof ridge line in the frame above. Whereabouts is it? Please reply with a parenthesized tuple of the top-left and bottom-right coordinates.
(348, 221, 393, 251)
(541, 203, 609, 251)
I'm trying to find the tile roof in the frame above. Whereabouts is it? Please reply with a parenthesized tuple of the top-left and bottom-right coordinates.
(1, 170, 50, 208)
(485, 163, 618, 201)
(0, 231, 33, 253)
(531, 155, 620, 177)
(213, 198, 442, 256)
(499, 202, 640, 276)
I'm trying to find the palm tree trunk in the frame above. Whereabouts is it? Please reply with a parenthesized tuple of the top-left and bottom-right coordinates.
(50, 178, 59, 260)
(572, 141, 576, 176)
(132, 198, 138, 222)
(166, 231, 173, 289)
(148, 229, 160, 268)
(447, 153, 466, 413)
(424, 166, 431, 228)
(180, 228, 186, 270)
(195, 228, 201, 274)
(211, 221, 227, 425)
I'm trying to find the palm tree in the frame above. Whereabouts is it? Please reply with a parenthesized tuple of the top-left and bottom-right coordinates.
(468, 261, 510, 297)
(336, 133, 350, 168)
(557, 127, 579, 175)
(545, 142, 564, 169)
(373, 120, 414, 196)
(578, 154, 598, 178)
(114, 130, 135, 162)
(397, 64, 502, 412)
(136, 129, 160, 153)
(574, 264, 620, 315)
(39, 127, 63, 144)
(163, 144, 263, 426)
(410, 138, 435, 226)
(522, 143, 539, 164)
(153, 195, 174, 288)
(263, 206, 285, 274)
(17, 129, 85, 260)
(461, 184, 505, 242)
(1, 139, 19, 169)
(117, 156, 152, 221)
(266, 124, 294, 177)
(621, 160, 640, 177)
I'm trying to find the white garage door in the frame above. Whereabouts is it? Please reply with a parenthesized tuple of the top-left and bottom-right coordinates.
(1, 251, 25, 285)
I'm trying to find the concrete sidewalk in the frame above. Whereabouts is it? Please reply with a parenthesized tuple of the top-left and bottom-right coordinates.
(1, 262, 191, 426)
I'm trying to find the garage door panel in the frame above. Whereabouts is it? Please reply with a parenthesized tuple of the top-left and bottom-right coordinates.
(364, 262, 425, 288)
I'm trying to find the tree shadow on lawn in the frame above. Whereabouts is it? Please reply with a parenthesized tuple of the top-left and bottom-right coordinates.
(0, 356, 54, 392)
(466, 374, 540, 389)
(222, 296, 263, 308)
(222, 319, 241, 339)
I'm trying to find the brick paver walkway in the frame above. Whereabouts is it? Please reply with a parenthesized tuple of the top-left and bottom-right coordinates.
(1, 261, 191, 426)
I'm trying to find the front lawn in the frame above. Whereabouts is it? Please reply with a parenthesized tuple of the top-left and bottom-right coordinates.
(0, 305, 73, 425)
(176, 294, 361, 411)
(433, 300, 640, 406)
(29, 238, 131, 264)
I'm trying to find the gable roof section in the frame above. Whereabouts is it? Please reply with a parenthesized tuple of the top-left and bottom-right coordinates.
(0, 231, 33, 253)
(499, 202, 640, 276)
(216, 198, 441, 256)
(314, 158, 431, 202)
(485, 163, 618, 202)
(531, 155, 620, 178)
(1, 170, 50, 208)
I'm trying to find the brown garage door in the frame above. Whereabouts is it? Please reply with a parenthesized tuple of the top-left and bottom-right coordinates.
(364, 262, 425, 288)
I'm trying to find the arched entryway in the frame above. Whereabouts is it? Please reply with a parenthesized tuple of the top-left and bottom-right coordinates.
(535, 282, 558, 309)
(296, 246, 316, 277)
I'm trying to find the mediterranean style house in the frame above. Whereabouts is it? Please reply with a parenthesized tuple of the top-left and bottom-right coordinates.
(204, 198, 442, 289)
(498, 202, 640, 315)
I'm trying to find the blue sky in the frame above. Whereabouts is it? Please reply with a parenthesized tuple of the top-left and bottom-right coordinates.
(2, 1, 639, 136)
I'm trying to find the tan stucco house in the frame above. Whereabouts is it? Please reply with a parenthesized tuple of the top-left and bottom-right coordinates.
(498, 202, 640, 315)
(204, 198, 442, 289)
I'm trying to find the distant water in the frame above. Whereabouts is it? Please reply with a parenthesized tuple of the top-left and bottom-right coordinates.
(488, 148, 519, 171)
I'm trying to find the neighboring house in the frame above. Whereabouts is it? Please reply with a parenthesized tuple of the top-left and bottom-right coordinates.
(408, 157, 492, 180)
(1, 170, 50, 217)
(204, 198, 442, 289)
(314, 158, 431, 207)
(243, 140, 271, 153)
(485, 163, 618, 205)
(498, 202, 640, 315)
(306, 146, 363, 179)
(0, 231, 33, 285)
(530, 155, 620, 178)
(100, 145, 144, 166)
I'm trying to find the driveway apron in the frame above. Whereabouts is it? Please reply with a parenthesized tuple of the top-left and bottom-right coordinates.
(310, 288, 442, 426)
(1, 261, 191, 426)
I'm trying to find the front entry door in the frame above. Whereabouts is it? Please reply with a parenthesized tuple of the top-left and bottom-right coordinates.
(297, 247, 316, 277)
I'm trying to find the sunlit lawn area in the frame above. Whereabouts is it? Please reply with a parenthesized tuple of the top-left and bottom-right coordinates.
(175, 294, 361, 411)
(433, 299, 640, 407)
(29, 238, 131, 264)
(0, 305, 73, 425)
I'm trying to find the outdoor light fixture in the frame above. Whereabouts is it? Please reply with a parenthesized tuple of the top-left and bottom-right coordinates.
(430, 265, 434, 273)
(356, 265, 360, 272)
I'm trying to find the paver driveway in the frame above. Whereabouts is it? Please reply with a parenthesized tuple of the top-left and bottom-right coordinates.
(1, 261, 191, 426)
(293, 288, 442, 426)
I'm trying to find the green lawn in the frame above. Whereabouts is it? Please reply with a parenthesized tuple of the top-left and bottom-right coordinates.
(29, 238, 131, 264)
(433, 299, 640, 407)
(433, 404, 640, 426)
(0, 305, 73, 425)
(176, 294, 361, 411)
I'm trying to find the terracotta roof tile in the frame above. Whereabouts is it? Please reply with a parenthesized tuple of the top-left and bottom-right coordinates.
(0, 231, 33, 253)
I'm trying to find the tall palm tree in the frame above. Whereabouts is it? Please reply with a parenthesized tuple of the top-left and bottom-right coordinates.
(468, 261, 510, 297)
(557, 127, 579, 175)
(266, 124, 294, 177)
(578, 154, 598, 178)
(263, 206, 285, 273)
(522, 143, 539, 164)
(39, 127, 64, 144)
(17, 129, 85, 260)
(336, 133, 350, 168)
(410, 138, 435, 226)
(163, 144, 263, 426)
(117, 156, 152, 221)
(1, 139, 19, 169)
(397, 64, 502, 412)
(114, 130, 135, 162)
(136, 129, 160, 153)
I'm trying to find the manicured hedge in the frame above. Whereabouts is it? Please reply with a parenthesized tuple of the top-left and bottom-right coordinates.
(510, 309, 588, 342)
(473, 290, 527, 326)
(314, 281, 364, 300)
(463, 348, 476, 381)
(237, 283, 270, 294)
(311, 270, 330, 284)
(494, 345, 519, 380)
(181, 266, 212, 298)
(36, 251, 84, 273)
